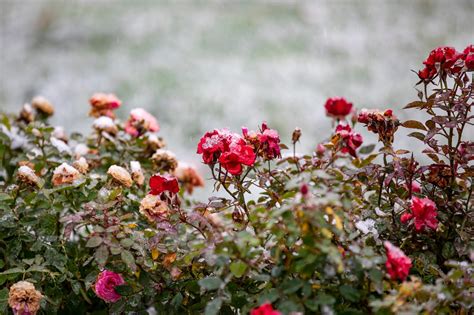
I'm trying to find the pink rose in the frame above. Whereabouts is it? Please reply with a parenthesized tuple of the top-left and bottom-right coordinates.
(94, 270, 125, 303)
(125, 108, 160, 137)
(335, 124, 363, 158)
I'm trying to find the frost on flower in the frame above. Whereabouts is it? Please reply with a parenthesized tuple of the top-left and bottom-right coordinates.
(107, 165, 133, 188)
(151, 149, 178, 172)
(93, 116, 118, 135)
(52, 163, 81, 186)
(355, 218, 378, 237)
(130, 161, 145, 185)
(139, 194, 170, 223)
(73, 157, 89, 174)
(51, 137, 71, 154)
(17, 165, 41, 187)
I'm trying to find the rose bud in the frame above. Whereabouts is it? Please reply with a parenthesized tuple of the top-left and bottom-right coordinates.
(73, 157, 89, 174)
(107, 165, 133, 188)
(130, 161, 145, 186)
(8, 281, 43, 315)
(52, 163, 81, 186)
(19, 103, 35, 123)
(31, 96, 54, 116)
(93, 270, 125, 303)
(93, 116, 118, 135)
(292, 127, 302, 144)
(139, 194, 170, 223)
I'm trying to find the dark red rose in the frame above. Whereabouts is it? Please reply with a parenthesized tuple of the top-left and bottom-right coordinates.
(149, 174, 179, 195)
(325, 97, 353, 119)
(418, 46, 463, 81)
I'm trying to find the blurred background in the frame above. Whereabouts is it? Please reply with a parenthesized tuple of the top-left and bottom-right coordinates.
(1, 0, 473, 187)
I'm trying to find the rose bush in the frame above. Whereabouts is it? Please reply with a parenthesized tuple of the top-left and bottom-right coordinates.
(0, 45, 473, 314)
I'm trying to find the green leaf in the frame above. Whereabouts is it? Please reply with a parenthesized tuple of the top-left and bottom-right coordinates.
(282, 278, 303, 294)
(0, 267, 24, 275)
(359, 144, 376, 155)
(339, 285, 360, 302)
(198, 277, 222, 291)
(94, 245, 109, 267)
(205, 297, 223, 315)
(121, 250, 136, 271)
(315, 292, 335, 305)
(230, 261, 247, 278)
(115, 284, 134, 296)
(171, 292, 183, 308)
(86, 236, 103, 248)
(120, 238, 134, 248)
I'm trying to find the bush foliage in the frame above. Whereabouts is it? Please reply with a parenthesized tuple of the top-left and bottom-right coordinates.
(0, 45, 473, 314)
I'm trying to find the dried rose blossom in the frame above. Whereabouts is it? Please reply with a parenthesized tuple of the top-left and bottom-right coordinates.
(93, 270, 125, 303)
(130, 161, 145, 186)
(19, 103, 34, 123)
(139, 194, 170, 222)
(73, 157, 89, 174)
(31, 96, 54, 116)
(124, 108, 159, 137)
(93, 116, 118, 135)
(107, 165, 133, 188)
(17, 165, 40, 187)
(52, 163, 80, 186)
(8, 281, 43, 315)
(173, 162, 204, 194)
(357, 109, 398, 146)
(89, 93, 121, 118)
(151, 149, 178, 172)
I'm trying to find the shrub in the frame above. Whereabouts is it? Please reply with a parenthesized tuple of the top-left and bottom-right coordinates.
(0, 45, 473, 314)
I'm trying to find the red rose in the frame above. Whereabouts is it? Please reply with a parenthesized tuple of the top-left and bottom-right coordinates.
(335, 124, 363, 157)
(325, 97, 353, 119)
(418, 46, 463, 81)
(400, 212, 413, 224)
(410, 196, 438, 232)
(384, 241, 412, 281)
(463, 44, 474, 70)
(149, 174, 179, 195)
(219, 140, 256, 175)
(250, 303, 281, 315)
(197, 129, 240, 164)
